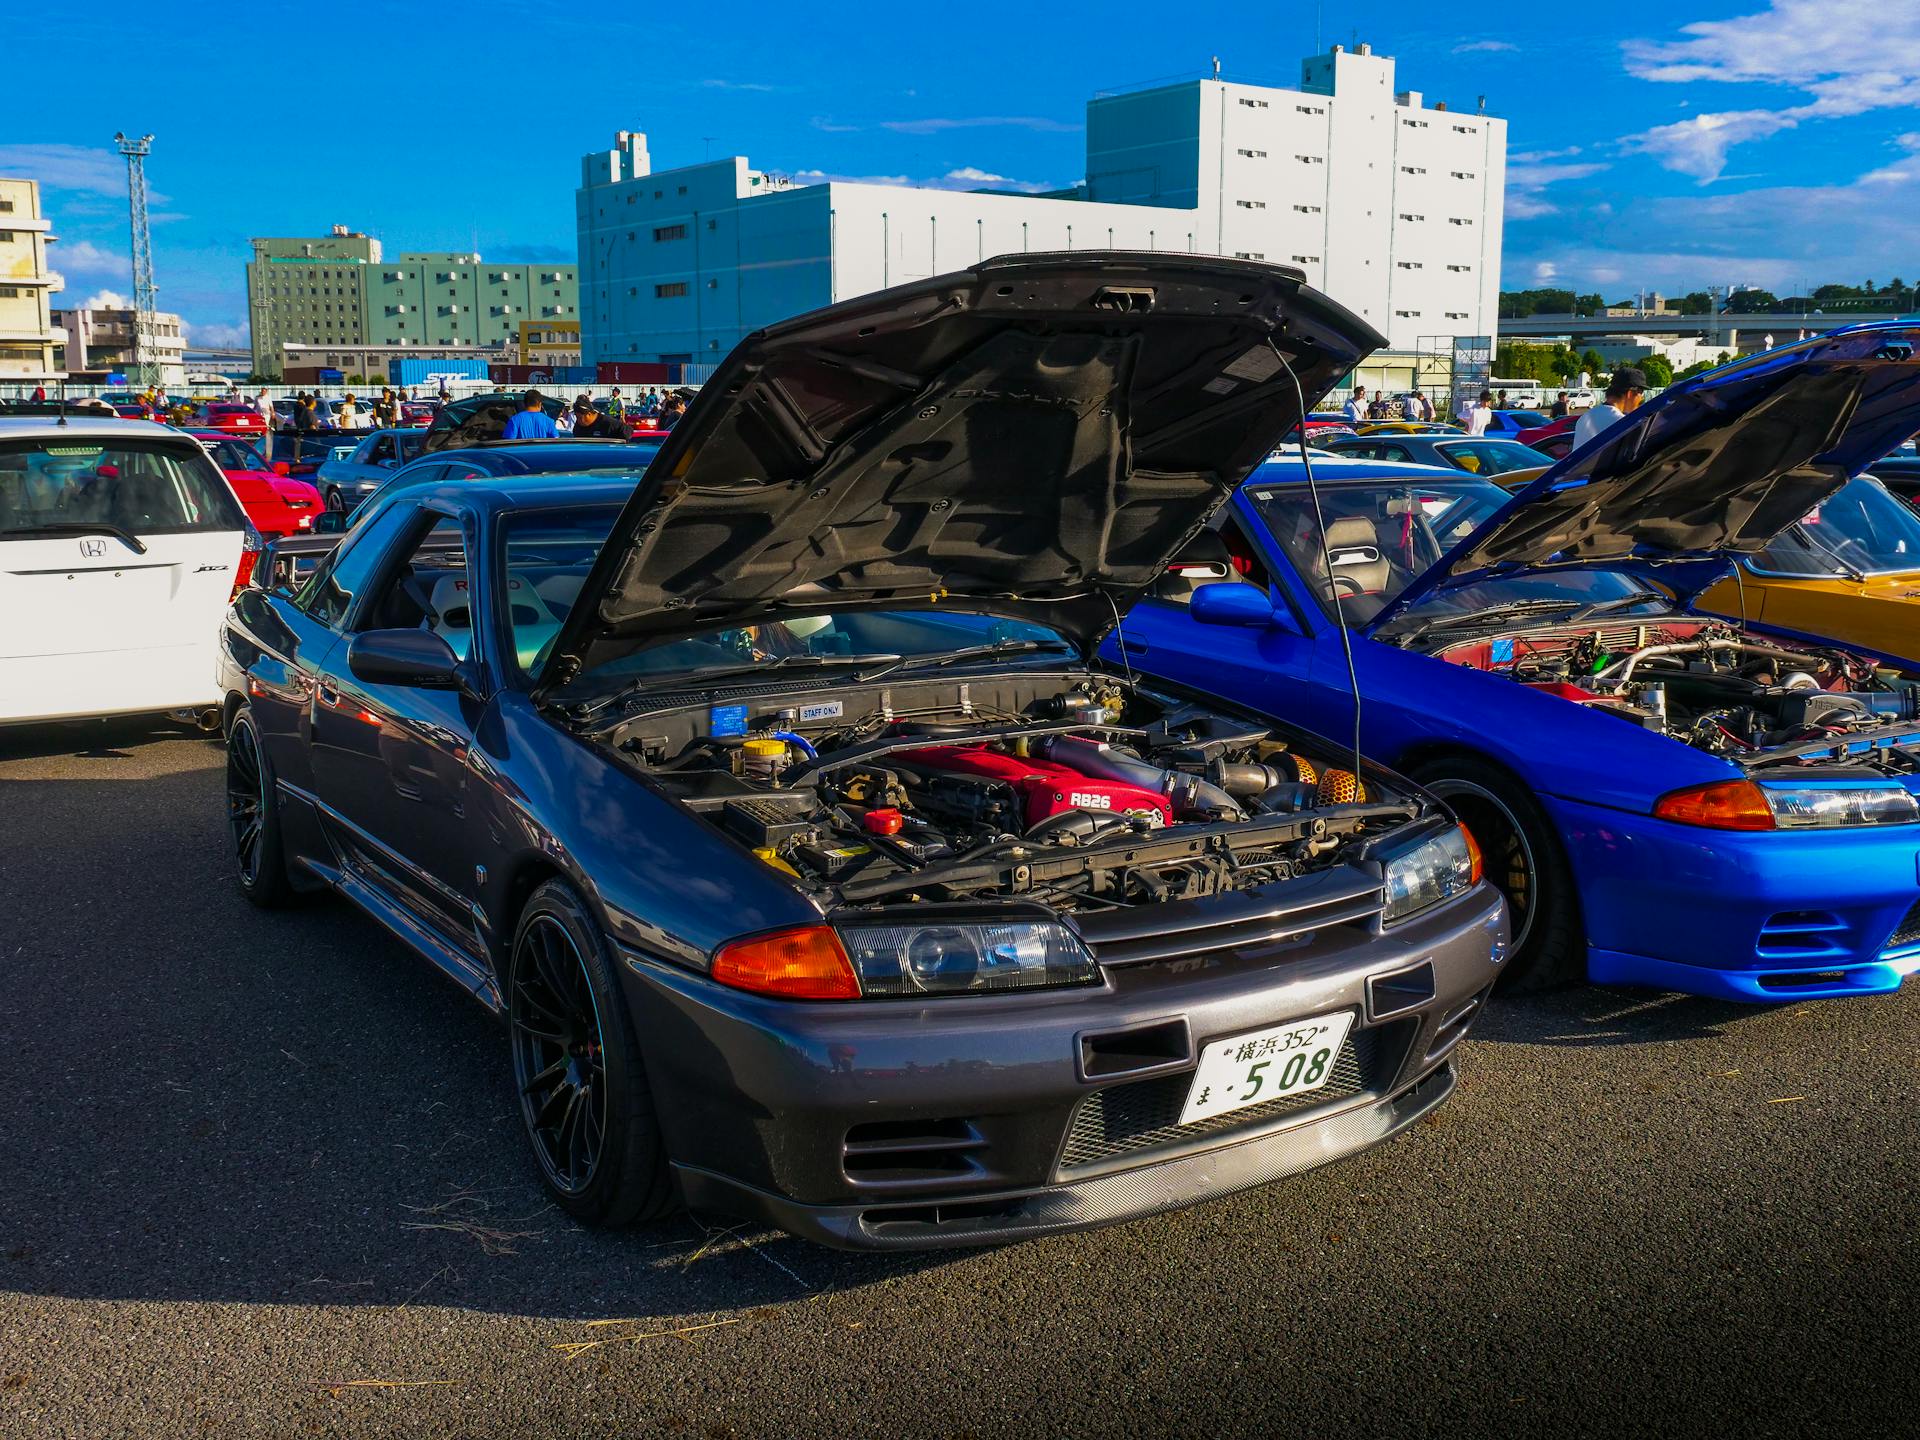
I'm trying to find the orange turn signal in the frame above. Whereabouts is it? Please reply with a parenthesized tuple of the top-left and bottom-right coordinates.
(1652, 779, 1776, 831)
(712, 925, 861, 1000)
(1457, 823, 1484, 886)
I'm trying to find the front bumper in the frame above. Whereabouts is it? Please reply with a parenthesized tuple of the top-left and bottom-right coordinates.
(1543, 792, 1920, 1001)
(620, 885, 1507, 1250)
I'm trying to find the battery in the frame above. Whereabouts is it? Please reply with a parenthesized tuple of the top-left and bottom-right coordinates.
(796, 840, 877, 878)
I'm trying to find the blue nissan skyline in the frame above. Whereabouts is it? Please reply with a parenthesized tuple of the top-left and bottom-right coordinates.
(1113, 325, 1920, 1001)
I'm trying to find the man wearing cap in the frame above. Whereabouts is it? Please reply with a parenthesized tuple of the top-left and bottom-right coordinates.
(503, 390, 558, 440)
(570, 395, 625, 439)
(1572, 366, 1649, 450)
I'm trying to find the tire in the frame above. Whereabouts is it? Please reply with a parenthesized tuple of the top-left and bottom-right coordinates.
(1408, 755, 1583, 992)
(323, 487, 345, 513)
(226, 704, 296, 908)
(507, 880, 676, 1227)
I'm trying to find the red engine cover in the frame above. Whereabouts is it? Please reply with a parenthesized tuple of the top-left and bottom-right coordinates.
(889, 744, 1173, 828)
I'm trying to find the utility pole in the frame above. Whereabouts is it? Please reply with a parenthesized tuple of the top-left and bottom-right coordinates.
(113, 132, 160, 389)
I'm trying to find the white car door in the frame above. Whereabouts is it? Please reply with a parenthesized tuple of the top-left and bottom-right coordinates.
(0, 431, 251, 724)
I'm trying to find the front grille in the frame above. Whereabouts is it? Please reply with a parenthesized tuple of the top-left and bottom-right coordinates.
(1058, 1024, 1391, 1170)
(1884, 899, 1920, 954)
(1756, 910, 1849, 959)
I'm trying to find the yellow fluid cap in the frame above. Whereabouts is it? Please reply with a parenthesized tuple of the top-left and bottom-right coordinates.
(743, 738, 788, 757)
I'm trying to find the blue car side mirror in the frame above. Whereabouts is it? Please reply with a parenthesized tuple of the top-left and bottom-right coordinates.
(1189, 582, 1278, 628)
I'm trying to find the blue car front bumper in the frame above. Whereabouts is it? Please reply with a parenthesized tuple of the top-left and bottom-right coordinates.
(1542, 793, 1920, 1001)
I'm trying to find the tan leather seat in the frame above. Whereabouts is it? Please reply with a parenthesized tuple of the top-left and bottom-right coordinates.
(1324, 517, 1390, 595)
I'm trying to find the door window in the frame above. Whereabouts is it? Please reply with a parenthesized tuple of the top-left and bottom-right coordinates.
(297, 501, 420, 627)
(356, 516, 477, 658)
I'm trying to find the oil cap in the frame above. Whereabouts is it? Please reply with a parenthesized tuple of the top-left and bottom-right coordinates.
(743, 738, 788, 758)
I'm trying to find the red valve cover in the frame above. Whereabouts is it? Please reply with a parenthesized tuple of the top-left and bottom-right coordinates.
(890, 744, 1173, 827)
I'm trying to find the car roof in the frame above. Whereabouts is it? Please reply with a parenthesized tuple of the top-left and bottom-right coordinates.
(0, 415, 192, 442)
(398, 474, 641, 513)
(422, 442, 656, 469)
(1249, 456, 1475, 486)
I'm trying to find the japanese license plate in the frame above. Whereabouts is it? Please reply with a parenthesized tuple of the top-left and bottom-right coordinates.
(1178, 1011, 1356, 1126)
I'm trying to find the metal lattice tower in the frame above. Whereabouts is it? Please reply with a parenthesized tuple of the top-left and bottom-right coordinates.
(113, 132, 160, 388)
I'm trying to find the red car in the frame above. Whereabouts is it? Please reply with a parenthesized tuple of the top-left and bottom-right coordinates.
(399, 401, 438, 426)
(197, 401, 267, 434)
(1514, 413, 1577, 458)
(187, 431, 323, 537)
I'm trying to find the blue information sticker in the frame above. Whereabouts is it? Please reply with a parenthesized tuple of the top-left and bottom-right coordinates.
(1490, 637, 1516, 665)
(709, 703, 750, 736)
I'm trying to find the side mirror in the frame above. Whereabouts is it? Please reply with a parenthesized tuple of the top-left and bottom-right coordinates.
(1189, 582, 1279, 628)
(271, 461, 291, 476)
(347, 629, 462, 688)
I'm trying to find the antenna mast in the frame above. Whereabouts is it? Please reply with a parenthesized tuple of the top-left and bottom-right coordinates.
(113, 131, 160, 389)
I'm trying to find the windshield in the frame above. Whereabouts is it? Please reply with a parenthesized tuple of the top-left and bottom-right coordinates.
(1499, 411, 1551, 428)
(1434, 439, 1556, 476)
(201, 437, 265, 471)
(1751, 476, 1920, 577)
(0, 438, 248, 538)
(508, 506, 1070, 687)
(1247, 476, 1668, 626)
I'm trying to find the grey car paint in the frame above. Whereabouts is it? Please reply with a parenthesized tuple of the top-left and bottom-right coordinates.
(313, 428, 427, 508)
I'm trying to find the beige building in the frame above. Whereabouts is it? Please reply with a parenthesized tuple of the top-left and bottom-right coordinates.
(55, 303, 187, 387)
(512, 318, 581, 370)
(0, 178, 64, 384)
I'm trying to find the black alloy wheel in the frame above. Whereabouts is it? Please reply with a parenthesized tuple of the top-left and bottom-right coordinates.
(226, 705, 294, 907)
(1411, 755, 1583, 992)
(507, 881, 674, 1226)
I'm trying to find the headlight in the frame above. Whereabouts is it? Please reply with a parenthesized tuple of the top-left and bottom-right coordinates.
(1654, 779, 1920, 830)
(838, 919, 1099, 997)
(1382, 824, 1482, 925)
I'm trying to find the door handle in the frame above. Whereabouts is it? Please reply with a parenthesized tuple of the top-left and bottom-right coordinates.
(1118, 636, 1151, 654)
(316, 683, 340, 707)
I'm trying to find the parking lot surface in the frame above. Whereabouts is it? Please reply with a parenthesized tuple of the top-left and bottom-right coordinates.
(2, 719, 1917, 1439)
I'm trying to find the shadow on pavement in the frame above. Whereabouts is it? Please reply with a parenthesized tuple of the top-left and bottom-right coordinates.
(0, 714, 217, 763)
(0, 751, 946, 1323)
(1468, 983, 1778, 1048)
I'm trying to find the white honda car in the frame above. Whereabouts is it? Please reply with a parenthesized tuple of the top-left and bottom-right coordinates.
(0, 417, 256, 725)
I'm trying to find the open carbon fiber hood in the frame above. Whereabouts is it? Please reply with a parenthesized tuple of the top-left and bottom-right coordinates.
(537, 252, 1380, 689)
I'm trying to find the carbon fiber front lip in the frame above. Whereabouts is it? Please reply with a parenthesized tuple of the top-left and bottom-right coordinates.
(672, 1061, 1455, 1251)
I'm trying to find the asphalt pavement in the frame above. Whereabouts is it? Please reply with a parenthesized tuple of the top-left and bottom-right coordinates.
(1, 718, 1916, 1439)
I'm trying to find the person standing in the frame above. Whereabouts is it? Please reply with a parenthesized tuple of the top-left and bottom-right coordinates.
(555, 404, 577, 435)
(569, 395, 624, 438)
(1341, 386, 1366, 426)
(502, 390, 558, 439)
(1550, 391, 1570, 419)
(1464, 389, 1495, 436)
(1572, 367, 1649, 450)
(605, 387, 626, 424)
(254, 387, 276, 461)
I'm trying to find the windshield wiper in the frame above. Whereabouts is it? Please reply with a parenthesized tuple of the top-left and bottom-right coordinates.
(1786, 525, 1868, 583)
(1383, 598, 1587, 644)
(570, 652, 904, 720)
(865, 639, 1078, 679)
(1563, 592, 1668, 622)
(2, 522, 148, 555)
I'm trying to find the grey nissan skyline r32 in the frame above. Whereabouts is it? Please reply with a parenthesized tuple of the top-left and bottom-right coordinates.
(215, 252, 1509, 1250)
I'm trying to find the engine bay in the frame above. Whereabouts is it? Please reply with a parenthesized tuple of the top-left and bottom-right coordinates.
(1434, 620, 1920, 771)
(600, 672, 1422, 911)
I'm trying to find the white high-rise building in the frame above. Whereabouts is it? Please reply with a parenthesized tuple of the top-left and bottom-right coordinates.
(577, 43, 1505, 368)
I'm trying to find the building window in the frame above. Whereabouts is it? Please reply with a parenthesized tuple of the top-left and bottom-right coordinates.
(628, 286, 638, 296)
(654, 224, 687, 242)
(1295, 155, 1323, 165)
(1451, 170, 1476, 179)
(1445, 311, 1469, 319)
(707, 278, 720, 289)
(1232, 251, 1266, 259)
(655, 282, 688, 298)
(1449, 217, 1475, 226)
(1403, 119, 1429, 129)
(1296, 104, 1324, 115)
(1236, 148, 1268, 158)
(0, 287, 16, 298)
(1398, 212, 1425, 222)
(1235, 199, 1267, 209)
(0, 200, 12, 212)
(652, 189, 663, 199)
(1400, 165, 1427, 175)
(1292, 203, 1322, 213)
(1453, 124, 1476, 134)
(706, 218, 718, 230)
(1447, 263, 1473, 273)
(1291, 254, 1320, 263)
(1397, 261, 1423, 269)
(1238, 97, 1269, 109)
(677, 185, 688, 195)
(1395, 309, 1422, 318)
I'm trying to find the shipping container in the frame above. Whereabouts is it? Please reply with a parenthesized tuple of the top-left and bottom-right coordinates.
(388, 356, 491, 387)
(595, 361, 677, 384)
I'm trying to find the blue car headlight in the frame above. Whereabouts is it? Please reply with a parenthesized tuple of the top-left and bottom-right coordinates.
(838, 919, 1099, 996)
(1382, 825, 1482, 925)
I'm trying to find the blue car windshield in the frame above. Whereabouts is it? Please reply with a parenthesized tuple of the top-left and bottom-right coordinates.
(1752, 477, 1920, 577)
(503, 504, 1072, 686)
(1247, 477, 1667, 624)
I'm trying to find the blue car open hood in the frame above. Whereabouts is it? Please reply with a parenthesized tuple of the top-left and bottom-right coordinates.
(1366, 323, 1920, 633)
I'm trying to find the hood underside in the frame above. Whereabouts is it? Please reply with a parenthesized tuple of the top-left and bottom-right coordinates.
(541, 252, 1381, 687)
(1371, 324, 1920, 628)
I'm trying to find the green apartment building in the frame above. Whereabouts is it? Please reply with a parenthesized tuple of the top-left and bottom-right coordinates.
(246, 225, 577, 379)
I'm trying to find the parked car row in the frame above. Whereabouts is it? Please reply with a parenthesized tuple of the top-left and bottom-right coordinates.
(9, 256, 1920, 1256)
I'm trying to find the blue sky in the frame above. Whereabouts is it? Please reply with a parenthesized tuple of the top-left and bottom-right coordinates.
(6, 0, 1916, 345)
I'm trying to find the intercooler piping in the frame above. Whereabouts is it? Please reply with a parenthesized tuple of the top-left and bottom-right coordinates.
(1596, 636, 1825, 685)
(1034, 735, 1245, 821)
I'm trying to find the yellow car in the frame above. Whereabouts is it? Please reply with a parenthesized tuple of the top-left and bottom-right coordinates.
(1696, 475, 1920, 665)
(1353, 420, 1462, 435)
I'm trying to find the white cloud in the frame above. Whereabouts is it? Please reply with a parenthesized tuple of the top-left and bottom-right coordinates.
(881, 115, 1080, 135)
(1452, 39, 1518, 54)
(793, 165, 1054, 194)
(1511, 146, 1583, 163)
(701, 78, 775, 92)
(1621, 2, 1920, 179)
(947, 166, 1008, 183)
(0, 143, 128, 198)
(80, 289, 128, 310)
(181, 319, 249, 349)
(55, 239, 129, 280)
(809, 116, 860, 133)
(1505, 161, 1609, 221)
(1532, 262, 1560, 282)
